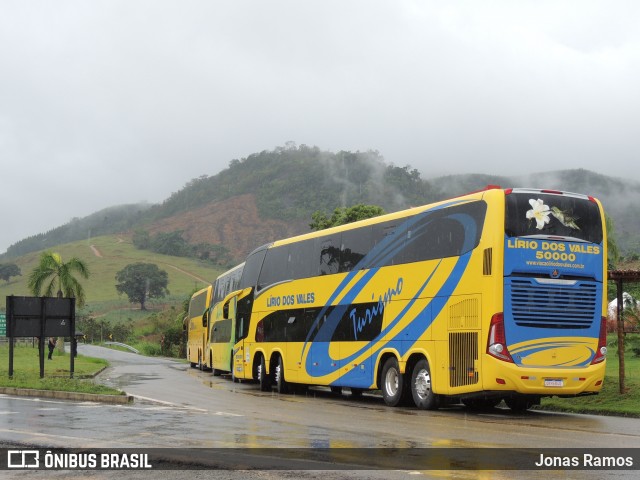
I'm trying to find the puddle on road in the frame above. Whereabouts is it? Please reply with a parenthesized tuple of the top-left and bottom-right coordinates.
(101, 373, 160, 389)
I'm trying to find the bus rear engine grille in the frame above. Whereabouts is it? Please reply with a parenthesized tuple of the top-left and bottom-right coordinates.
(449, 332, 478, 387)
(510, 279, 597, 329)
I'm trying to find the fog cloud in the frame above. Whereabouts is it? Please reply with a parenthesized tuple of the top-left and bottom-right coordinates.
(1, 0, 639, 252)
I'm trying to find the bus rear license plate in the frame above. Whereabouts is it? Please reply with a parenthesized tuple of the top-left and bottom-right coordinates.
(544, 379, 564, 387)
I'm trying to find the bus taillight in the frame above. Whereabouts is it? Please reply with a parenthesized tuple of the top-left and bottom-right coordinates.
(487, 313, 513, 363)
(590, 317, 608, 364)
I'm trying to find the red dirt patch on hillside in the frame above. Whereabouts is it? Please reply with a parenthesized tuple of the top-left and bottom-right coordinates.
(146, 194, 308, 262)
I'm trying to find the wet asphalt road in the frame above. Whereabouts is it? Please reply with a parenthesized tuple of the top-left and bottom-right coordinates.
(1, 344, 639, 479)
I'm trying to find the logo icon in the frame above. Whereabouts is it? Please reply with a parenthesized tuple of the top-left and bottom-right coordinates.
(550, 269, 560, 279)
(7, 450, 40, 468)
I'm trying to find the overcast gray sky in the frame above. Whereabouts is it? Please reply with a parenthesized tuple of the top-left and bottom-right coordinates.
(1, 0, 639, 254)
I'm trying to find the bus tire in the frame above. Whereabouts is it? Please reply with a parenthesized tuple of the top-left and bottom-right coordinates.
(211, 353, 221, 376)
(258, 355, 271, 391)
(381, 357, 408, 407)
(410, 359, 438, 410)
(274, 355, 289, 394)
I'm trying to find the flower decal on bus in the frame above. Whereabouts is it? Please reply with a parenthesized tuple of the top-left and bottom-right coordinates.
(526, 199, 551, 230)
(526, 198, 580, 231)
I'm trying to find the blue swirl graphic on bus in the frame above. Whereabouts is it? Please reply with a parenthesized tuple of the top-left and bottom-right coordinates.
(299, 199, 478, 381)
(349, 277, 403, 341)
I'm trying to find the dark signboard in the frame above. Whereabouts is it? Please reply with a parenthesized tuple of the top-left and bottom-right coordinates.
(6, 296, 74, 337)
(5, 296, 76, 378)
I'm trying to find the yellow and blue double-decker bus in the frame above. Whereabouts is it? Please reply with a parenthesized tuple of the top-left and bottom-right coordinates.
(231, 187, 608, 410)
(185, 285, 212, 370)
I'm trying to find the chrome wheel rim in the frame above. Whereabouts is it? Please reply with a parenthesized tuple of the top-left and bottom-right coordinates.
(384, 368, 399, 396)
(414, 368, 431, 399)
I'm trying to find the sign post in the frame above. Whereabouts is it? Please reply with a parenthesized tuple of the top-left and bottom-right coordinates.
(5, 296, 75, 379)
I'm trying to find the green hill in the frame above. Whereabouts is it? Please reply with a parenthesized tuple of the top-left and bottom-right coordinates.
(0, 234, 222, 317)
(2, 146, 438, 261)
(3, 145, 640, 264)
(2, 145, 639, 336)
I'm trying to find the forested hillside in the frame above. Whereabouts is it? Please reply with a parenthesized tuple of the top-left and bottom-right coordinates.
(3, 145, 441, 262)
(3, 144, 639, 263)
(4, 203, 152, 258)
(148, 144, 437, 223)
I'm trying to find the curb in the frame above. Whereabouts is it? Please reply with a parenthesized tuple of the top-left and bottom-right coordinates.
(0, 387, 134, 404)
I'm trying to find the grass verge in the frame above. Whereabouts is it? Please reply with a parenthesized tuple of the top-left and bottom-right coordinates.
(0, 343, 123, 395)
(537, 353, 640, 417)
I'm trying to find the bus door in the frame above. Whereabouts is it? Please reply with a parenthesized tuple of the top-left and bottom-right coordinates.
(212, 295, 236, 371)
(202, 307, 210, 368)
(306, 304, 371, 388)
(233, 288, 254, 380)
(338, 302, 377, 388)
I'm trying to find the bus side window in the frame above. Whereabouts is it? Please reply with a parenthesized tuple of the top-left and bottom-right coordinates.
(236, 317, 245, 342)
(317, 235, 340, 275)
(236, 293, 252, 341)
(369, 220, 406, 267)
(258, 245, 289, 289)
(240, 248, 267, 290)
(289, 239, 314, 279)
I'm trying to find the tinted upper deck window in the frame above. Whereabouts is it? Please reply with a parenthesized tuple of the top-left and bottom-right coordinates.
(505, 193, 602, 244)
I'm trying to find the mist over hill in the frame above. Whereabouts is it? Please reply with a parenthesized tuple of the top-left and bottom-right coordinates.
(3, 203, 153, 259)
(3, 145, 639, 262)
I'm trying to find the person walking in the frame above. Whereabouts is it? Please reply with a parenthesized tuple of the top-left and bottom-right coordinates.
(47, 337, 57, 360)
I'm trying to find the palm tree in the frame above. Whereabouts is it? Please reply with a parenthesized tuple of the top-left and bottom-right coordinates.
(27, 252, 90, 356)
(27, 252, 90, 307)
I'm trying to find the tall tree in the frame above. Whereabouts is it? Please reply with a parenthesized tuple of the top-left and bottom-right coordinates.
(310, 204, 385, 231)
(27, 252, 90, 307)
(0, 263, 21, 282)
(115, 263, 169, 310)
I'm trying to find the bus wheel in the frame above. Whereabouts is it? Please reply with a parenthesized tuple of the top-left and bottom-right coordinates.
(211, 353, 221, 376)
(411, 359, 438, 410)
(381, 357, 408, 407)
(258, 355, 271, 391)
(274, 356, 289, 394)
(505, 396, 534, 412)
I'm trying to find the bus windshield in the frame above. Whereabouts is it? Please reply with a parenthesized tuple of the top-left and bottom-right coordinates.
(505, 191, 603, 244)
